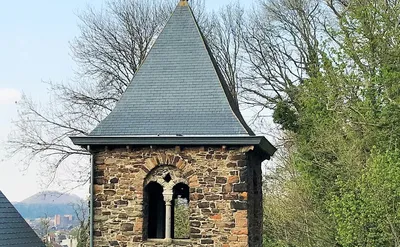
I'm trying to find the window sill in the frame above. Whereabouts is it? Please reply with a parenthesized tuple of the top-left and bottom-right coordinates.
(146, 239, 191, 245)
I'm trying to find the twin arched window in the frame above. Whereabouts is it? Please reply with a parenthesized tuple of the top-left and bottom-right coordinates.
(143, 166, 190, 240)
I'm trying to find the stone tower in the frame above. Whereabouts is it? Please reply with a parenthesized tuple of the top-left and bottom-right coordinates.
(71, 0, 276, 246)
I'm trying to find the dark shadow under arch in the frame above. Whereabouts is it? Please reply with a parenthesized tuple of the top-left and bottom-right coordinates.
(143, 182, 165, 239)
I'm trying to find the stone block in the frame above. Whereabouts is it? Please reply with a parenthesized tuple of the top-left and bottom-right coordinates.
(201, 239, 214, 244)
(228, 175, 239, 184)
(104, 190, 116, 196)
(231, 201, 247, 210)
(109, 240, 120, 246)
(198, 202, 210, 208)
(233, 183, 247, 192)
(121, 223, 134, 231)
(216, 177, 227, 184)
(232, 227, 248, 235)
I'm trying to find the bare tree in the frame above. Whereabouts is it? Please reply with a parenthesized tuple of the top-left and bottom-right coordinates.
(8, 0, 175, 186)
(35, 214, 51, 241)
(71, 0, 175, 103)
(71, 200, 89, 247)
(206, 2, 245, 104)
(8, 0, 242, 187)
(241, 0, 326, 132)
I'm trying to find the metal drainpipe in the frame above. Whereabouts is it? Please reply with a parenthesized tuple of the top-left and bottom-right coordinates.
(88, 145, 94, 247)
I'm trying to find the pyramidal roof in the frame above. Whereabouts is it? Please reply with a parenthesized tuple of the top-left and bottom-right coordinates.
(89, 0, 254, 137)
(0, 191, 45, 247)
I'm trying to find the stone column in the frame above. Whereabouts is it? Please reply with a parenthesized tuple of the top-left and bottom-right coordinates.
(163, 190, 173, 243)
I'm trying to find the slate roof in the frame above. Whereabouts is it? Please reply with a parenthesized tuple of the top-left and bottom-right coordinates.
(0, 191, 45, 247)
(89, 1, 254, 137)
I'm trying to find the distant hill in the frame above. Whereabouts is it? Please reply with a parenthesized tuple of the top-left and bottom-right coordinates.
(13, 191, 86, 219)
(21, 191, 82, 204)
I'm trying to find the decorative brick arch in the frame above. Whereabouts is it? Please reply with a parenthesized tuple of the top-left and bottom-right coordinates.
(143, 153, 196, 183)
(144, 165, 187, 190)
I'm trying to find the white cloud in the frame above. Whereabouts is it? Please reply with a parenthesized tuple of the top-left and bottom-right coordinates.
(0, 88, 21, 105)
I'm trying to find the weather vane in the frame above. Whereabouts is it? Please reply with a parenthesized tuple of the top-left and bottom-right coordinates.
(179, 0, 189, 6)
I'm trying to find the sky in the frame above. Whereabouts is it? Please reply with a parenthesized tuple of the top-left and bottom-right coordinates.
(0, 0, 253, 202)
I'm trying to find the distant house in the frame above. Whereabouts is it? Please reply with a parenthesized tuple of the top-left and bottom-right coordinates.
(0, 191, 45, 247)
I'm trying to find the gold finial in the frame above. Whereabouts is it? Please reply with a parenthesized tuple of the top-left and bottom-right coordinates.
(179, 0, 189, 6)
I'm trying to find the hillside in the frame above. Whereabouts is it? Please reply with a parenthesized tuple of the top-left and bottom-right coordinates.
(21, 191, 82, 204)
(13, 191, 86, 219)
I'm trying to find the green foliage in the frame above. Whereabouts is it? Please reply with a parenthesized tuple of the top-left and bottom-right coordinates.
(330, 150, 400, 246)
(273, 101, 299, 133)
(76, 221, 89, 247)
(263, 0, 400, 246)
(173, 199, 190, 239)
(263, 156, 336, 247)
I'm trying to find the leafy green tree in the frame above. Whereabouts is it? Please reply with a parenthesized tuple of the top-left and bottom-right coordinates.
(173, 198, 190, 239)
(260, 0, 400, 246)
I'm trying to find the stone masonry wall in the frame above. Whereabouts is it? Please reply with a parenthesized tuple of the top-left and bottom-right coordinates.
(91, 145, 263, 247)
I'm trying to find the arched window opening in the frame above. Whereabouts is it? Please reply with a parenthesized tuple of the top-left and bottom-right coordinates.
(145, 182, 165, 239)
(143, 166, 190, 241)
(172, 183, 190, 239)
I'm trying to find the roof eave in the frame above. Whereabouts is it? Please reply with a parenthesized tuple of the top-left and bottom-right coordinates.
(70, 136, 276, 158)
